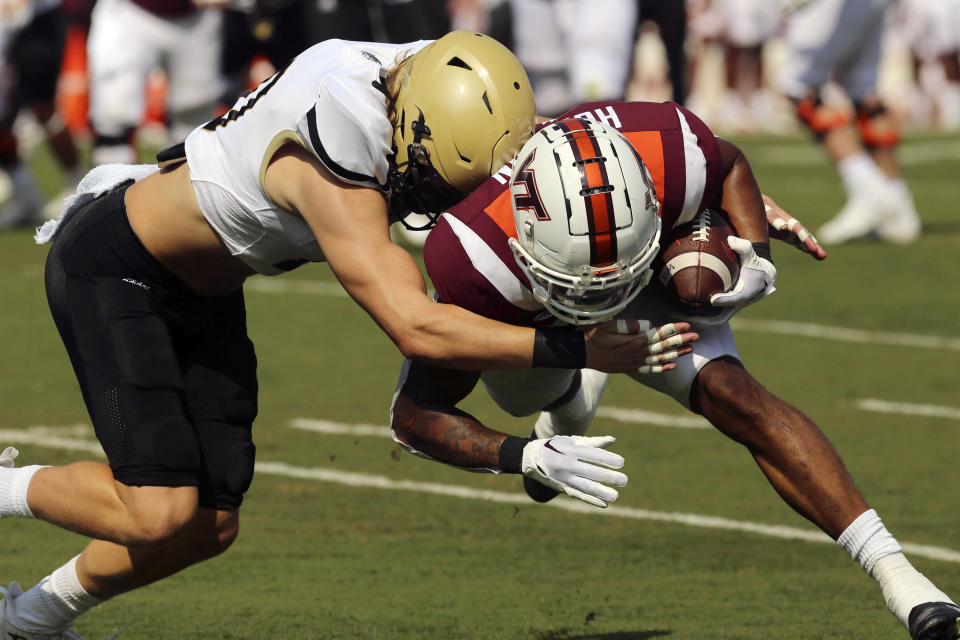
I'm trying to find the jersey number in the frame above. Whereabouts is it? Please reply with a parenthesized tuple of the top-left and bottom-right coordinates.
(202, 65, 289, 131)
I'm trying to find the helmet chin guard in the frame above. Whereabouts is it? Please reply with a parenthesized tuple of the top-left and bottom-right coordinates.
(509, 118, 662, 326)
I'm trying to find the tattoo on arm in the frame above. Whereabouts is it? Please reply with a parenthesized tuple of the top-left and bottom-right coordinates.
(394, 395, 507, 469)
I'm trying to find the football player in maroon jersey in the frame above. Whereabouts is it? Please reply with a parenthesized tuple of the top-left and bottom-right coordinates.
(390, 103, 958, 639)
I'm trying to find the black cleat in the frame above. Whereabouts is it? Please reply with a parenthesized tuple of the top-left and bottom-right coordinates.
(522, 474, 560, 503)
(909, 602, 960, 640)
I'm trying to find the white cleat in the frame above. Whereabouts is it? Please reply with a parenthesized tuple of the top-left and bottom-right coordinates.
(0, 582, 121, 640)
(816, 197, 884, 245)
(876, 188, 921, 244)
(0, 447, 18, 468)
(0, 582, 85, 639)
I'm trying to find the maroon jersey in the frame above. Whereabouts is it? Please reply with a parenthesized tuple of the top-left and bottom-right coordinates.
(424, 100, 723, 327)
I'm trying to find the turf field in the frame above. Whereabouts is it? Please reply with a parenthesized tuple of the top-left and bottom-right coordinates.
(1, 132, 959, 639)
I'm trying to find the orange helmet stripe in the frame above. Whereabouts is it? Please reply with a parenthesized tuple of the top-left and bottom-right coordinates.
(555, 119, 616, 267)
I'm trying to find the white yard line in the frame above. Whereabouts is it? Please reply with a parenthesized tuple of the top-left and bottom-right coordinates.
(731, 318, 960, 351)
(290, 418, 392, 437)
(853, 399, 960, 422)
(4, 424, 959, 564)
(291, 412, 710, 434)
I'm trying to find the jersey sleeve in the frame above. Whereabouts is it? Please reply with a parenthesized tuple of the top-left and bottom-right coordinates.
(296, 72, 392, 191)
(424, 212, 547, 327)
(673, 103, 723, 222)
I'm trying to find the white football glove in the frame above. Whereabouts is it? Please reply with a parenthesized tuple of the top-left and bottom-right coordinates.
(700, 236, 777, 327)
(0, 447, 18, 468)
(521, 435, 627, 508)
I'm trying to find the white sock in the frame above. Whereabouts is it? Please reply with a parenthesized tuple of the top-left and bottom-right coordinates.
(9, 556, 102, 633)
(533, 369, 608, 438)
(837, 152, 885, 199)
(872, 554, 954, 628)
(0, 464, 45, 518)
(838, 509, 954, 627)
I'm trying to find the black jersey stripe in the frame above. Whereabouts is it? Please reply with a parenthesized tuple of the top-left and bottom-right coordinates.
(306, 105, 383, 186)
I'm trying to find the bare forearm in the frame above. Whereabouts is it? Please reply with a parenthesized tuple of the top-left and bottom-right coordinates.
(717, 140, 769, 244)
(397, 302, 538, 370)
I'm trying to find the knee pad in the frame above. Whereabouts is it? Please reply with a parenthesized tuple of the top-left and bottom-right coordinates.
(794, 94, 850, 140)
(92, 129, 137, 165)
(854, 101, 900, 149)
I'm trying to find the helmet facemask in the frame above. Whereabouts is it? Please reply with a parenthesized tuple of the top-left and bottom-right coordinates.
(509, 234, 658, 326)
(388, 112, 468, 230)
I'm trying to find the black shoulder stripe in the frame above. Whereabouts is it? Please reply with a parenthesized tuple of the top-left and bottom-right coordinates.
(306, 105, 381, 185)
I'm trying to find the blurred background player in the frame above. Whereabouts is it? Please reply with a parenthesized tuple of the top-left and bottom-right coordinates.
(779, 0, 921, 245)
(633, 0, 687, 104)
(86, 0, 224, 166)
(509, 0, 638, 116)
(0, 0, 83, 229)
(218, 0, 311, 109)
(896, 0, 960, 130)
(309, 0, 451, 45)
(687, 0, 785, 133)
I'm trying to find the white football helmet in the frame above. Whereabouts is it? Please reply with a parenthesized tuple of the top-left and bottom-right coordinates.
(508, 118, 661, 326)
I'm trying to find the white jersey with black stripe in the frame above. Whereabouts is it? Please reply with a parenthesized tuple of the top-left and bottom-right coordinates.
(184, 38, 430, 275)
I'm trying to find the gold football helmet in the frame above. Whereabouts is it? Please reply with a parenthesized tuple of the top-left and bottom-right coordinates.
(388, 31, 535, 229)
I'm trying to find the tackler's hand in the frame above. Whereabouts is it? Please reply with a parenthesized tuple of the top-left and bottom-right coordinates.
(763, 194, 826, 261)
(585, 319, 699, 374)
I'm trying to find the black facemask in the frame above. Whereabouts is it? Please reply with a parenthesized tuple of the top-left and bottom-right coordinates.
(388, 114, 467, 231)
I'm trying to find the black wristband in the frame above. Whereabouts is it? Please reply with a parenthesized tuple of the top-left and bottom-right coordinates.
(752, 242, 772, 263)
(498, 436, 531, 474)
(532, 328, 587, 369)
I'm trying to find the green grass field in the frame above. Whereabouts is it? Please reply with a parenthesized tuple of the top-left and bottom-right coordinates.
(1, 132, 959, 639)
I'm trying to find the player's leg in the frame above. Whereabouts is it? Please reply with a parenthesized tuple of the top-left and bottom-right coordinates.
(0, 26, 44, 229)
(555, 0, 637, 104)
(691, 358, 958, 634)
(0, 184, 214, 636)
(87, 0, 158, 165)
(0, 506, 237, 638)
(692, 357, 868, 537)
(779, 0, 902, 244)
(480, 367, 608, 439)
(164, 7, 224, 143)
(14, 7, 84, 219)
(510, 0, 570, 116)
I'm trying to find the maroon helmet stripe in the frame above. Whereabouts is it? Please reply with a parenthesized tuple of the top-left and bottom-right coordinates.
(658, 129, 687, 229)
(555, 120, 617, 266)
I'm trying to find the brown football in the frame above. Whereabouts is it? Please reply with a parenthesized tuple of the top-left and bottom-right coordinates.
(653, 209, 741, 315)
